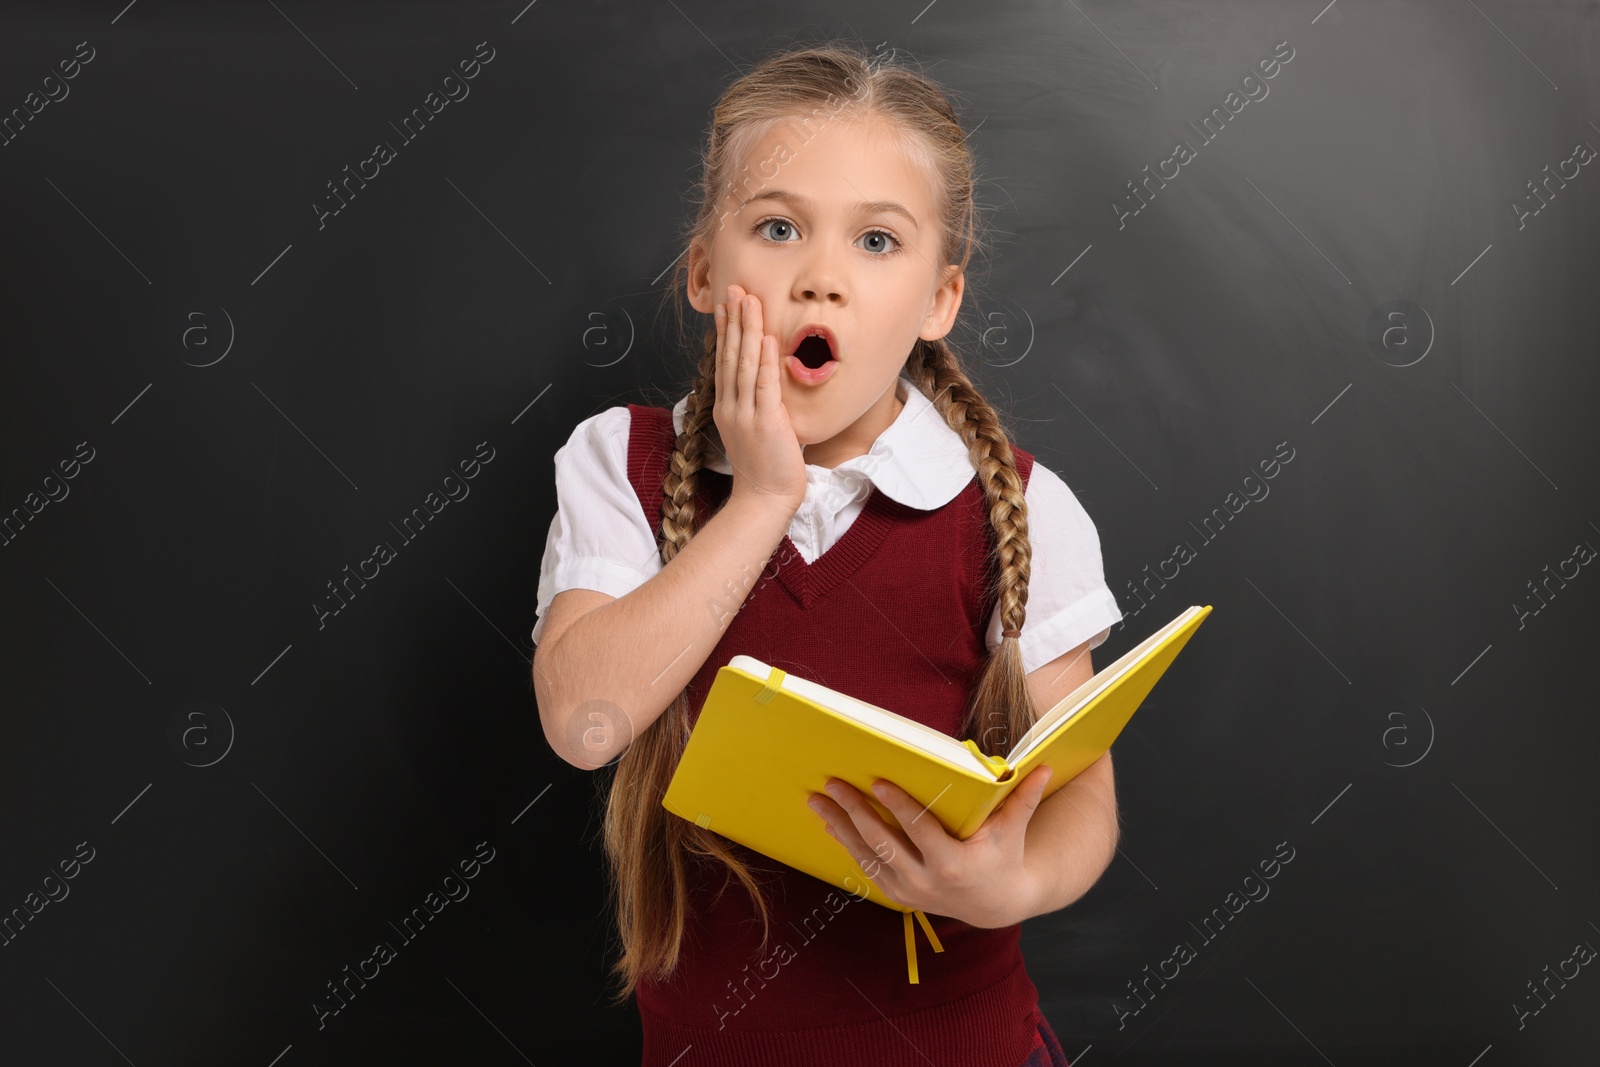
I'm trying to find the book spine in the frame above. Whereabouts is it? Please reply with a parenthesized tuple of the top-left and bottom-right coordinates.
(954, 785, 1005, 839)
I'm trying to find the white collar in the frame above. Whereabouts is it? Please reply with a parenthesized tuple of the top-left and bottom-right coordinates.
(670, 375, 978, 511)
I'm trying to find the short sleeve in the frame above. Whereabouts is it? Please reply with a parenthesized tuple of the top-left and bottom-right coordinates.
(985, 462, 1123, 674)
(530, 407, 665, 645)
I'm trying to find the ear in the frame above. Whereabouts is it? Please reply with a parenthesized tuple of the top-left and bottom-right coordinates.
(919, 263, 965, 343)
(686, 238, 714, 315)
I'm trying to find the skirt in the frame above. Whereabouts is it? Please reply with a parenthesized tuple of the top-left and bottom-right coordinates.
(1018, 1006, 1072, 1067)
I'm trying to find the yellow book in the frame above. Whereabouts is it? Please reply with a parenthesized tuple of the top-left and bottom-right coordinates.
(662, 603, 1212, 983)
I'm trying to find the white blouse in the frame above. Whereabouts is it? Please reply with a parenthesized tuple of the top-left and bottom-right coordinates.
(531, 376, 1124, 676)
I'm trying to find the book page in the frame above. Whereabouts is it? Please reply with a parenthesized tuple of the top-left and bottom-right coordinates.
(728, 656, 992, 776)
(1004, 606, 1202, 763)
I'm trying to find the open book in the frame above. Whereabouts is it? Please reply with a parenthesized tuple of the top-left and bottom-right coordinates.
(662, 604, 1212, 963)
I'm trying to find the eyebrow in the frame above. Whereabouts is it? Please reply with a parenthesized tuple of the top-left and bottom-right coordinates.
(738, 188, 920, 231)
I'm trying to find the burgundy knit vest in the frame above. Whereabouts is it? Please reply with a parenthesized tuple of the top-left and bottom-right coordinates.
(622, 402, 1046, 1067)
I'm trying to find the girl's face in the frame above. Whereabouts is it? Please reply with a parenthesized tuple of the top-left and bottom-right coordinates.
(687, 111, 965, 468)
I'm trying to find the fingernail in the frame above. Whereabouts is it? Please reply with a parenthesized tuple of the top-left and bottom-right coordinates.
(807, 799, 823, 814)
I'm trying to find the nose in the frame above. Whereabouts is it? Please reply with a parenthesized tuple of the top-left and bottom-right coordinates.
(793, 249, 847, 305)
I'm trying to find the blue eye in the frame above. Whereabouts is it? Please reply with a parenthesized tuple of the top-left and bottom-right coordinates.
(754, 217, 798, 243)
(750, 216, 903, 256)
(859, 231, 898, 255)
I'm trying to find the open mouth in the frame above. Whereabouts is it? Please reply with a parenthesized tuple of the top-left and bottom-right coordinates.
(793, 334, 835, 369)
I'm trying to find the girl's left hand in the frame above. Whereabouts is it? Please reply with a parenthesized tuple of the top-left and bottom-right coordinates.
(806, 766, 1054, 929)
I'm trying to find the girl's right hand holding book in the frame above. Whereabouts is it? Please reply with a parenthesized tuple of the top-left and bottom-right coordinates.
(714, 285, 806, 516)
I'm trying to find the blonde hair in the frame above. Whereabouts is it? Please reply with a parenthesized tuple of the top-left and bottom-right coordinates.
(599, 39, 1041, 1003)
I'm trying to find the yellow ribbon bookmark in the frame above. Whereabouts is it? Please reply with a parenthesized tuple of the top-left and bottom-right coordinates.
(752, 667, 788, 702)
(902, 909, 944, 983)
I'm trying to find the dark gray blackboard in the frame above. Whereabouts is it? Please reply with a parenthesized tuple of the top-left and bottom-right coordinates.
(2, 1, 1596, 1063)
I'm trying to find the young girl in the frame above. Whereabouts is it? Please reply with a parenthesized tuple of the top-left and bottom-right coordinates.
(531, 42, 1124, 1067)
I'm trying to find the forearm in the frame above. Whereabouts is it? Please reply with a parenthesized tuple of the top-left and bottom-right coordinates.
(539, 491, 793, 767)
(1017, 752, 1120, 920)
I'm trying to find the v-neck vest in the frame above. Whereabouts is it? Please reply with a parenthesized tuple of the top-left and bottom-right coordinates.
(623, 402, 1047, 1067)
